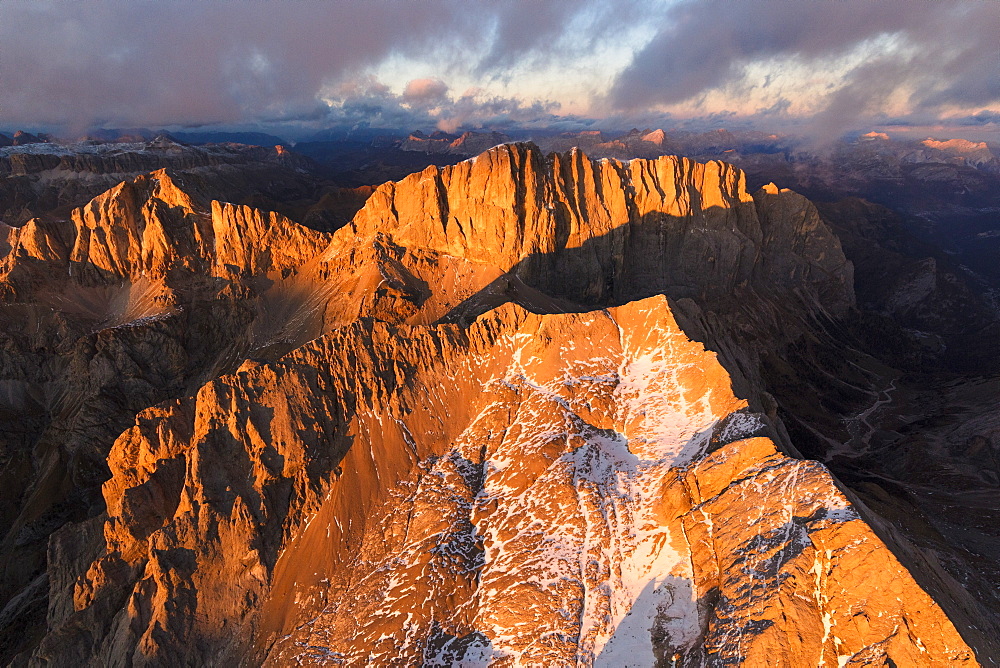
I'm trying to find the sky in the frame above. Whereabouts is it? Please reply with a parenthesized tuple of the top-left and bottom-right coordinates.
(1, 0, 998, 142)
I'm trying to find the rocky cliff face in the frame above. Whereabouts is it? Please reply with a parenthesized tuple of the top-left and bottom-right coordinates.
(40, 298, 974, 666)
(1, 169, 326, 293)
(0, 169, 331, 662)
(0, 144, 988, 665)
(316, 146, 851, 323)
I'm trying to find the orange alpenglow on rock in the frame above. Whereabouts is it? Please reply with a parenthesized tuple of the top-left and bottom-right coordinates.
(4, 144, 978, 665)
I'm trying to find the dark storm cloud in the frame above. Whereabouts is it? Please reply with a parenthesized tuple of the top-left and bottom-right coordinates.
(960, 111, 1000, 126)
(1, 1, 444, 129)
(0, 0, 612, 132)
(608, 0, 1000, 138)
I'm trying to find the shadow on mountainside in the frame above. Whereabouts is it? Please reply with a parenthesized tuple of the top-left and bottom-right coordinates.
(420, 208, 1000, 662)
(3, 145, 1000, 662)
(0, 263, 342, 661)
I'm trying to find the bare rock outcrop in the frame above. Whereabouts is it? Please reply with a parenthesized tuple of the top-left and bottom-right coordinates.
(0, 168, 327, 298)
(306, 144, 850, 322)
(0, 144, 988, 665)
(37, 297, 976, 666)
(310, 143, 854, 413)
(0, 170, 332, 662)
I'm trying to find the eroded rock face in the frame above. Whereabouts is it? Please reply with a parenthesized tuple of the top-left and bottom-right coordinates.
(311, 143, 853, 375)
(1, 169, 326, 291)
(37, 298, 975, 666)
(0, 144, 986, 665)
(0, 169, 332, 662)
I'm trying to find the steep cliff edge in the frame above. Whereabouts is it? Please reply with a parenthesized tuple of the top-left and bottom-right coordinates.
(0, 170, 331, 662)
(334, 146, 852, 317)
(37, 298, 975, 666)
(311, 146, 853, 403)
(0, 144, 989, 665)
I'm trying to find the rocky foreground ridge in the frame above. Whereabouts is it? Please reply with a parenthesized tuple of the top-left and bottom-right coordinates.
(0, 143, 988, 665)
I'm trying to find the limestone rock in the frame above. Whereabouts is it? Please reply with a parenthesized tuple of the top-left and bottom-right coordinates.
(12, 131, 45, 147)
(313, 143, 852, 340)
(33, 296, 975, 666)
(0, 169, 333, 662)
(0, 144, 985, 665)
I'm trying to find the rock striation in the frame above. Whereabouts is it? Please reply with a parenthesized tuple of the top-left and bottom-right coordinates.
(38, 297, 976, 666)
(0, 169, 331, 662)
(1, 169, 326, 293)
(316, 145, 850, 312)
(0, 143, 987, 665)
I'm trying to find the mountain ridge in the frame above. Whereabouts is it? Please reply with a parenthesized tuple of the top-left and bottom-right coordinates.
(0, 143, 990, 665)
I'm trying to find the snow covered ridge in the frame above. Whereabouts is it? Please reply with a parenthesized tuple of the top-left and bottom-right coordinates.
(243, 298, 975, 666)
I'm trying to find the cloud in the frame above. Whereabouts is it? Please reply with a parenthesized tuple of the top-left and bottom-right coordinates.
(312, 76, 568, 136)
(0, 0, 995, 141)
(402, 79, 450, 105)
(0, 0, 618, 133)
(606, 0, 1000, 140)
(959, 111, 1000, 127)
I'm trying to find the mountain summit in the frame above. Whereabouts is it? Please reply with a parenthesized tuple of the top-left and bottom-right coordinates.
(0, 144, 985, 665)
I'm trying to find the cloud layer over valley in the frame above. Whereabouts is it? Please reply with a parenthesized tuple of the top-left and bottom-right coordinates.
(1, 0, 997, 140)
